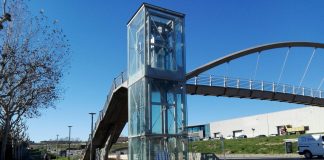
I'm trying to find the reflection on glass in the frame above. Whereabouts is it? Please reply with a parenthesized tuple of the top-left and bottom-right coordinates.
(149, 15, 176, 71)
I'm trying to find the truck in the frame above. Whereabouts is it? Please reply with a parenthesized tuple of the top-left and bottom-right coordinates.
(298, 134, 324, 159)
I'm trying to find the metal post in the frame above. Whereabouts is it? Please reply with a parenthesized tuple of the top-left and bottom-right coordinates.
(89, 112, 96, 160)
(272, 82, 275, 92)
(194, 76, 197, 85)
(224, 77, 227, 87)
(261, 81, 264, 91)
(100, 110, 103, 120)
(249, 80, 252, 90)
(293, 86, 295, 94)
(266, 114, 269, 136)
(113, 78, 116, 89)
(209, 75, 212, 86)
(56, 134, 59, 157)
(236, 79, 240, 88)
(320, 90, 322, 98)
(121, 72, 124, 83)
(283, 85, 285, 93)
(302, 87, 305, 96)
(220, 135, 226, 160)
(68, 126, 72, 160)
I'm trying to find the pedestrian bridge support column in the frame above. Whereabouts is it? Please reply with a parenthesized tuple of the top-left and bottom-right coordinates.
(127, 3, 188, 160)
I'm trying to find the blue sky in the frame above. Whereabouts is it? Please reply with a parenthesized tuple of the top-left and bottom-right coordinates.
(26, 0, 324, 142)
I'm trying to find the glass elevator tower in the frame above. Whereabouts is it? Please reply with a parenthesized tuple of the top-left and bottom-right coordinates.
(127, 3, 187, 160)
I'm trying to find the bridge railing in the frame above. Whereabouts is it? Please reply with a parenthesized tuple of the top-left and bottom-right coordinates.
(187, 75, 324, 99)
(94, 71, 128, 133)
(85, 71, 128, 152)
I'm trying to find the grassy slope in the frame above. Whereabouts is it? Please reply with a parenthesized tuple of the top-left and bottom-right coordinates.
(189, 135, 299, 154)
(110, 135, 302, 154)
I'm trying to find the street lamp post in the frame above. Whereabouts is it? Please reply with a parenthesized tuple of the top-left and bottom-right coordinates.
(220, 134, 226, 160)
(56, 134, 59, 157)
(89, 112, 96, 160)
(68, 126, 72, 159)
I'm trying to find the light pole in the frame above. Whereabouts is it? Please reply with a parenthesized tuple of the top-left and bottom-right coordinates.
(220, 134, 226, 160)
(89, 112, 96, 160)
(68, 126, 72, 159)
(56, 134, 59, 157)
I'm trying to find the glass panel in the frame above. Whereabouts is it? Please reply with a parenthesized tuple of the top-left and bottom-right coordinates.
(129, 137, 145, 160)
(129, 79, 146, 136)
(205, 124, 210, 138)
(151, 82, 161, 103)
(147, 137, 187, 160)
(177, 94, 184, 133)
(167, 105, 175, 134)
(175, 19, 183, 69)
(152, 104, 162, 134)
(128, 8, 145, 84)
(149, 15, 176, 71)
(167, 92, 175, 105)
(150, 80, 185, 134)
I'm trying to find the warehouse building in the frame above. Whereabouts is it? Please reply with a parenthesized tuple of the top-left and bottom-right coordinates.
(210, 106, 324, 139)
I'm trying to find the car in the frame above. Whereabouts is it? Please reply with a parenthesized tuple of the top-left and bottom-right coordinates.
(237, 135, 247, 139)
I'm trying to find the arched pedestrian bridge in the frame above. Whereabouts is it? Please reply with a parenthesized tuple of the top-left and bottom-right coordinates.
(82, 41, 324, 160)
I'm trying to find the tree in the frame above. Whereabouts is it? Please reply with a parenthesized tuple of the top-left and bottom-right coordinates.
(0, 0, 12, 30)
(0, 0, 70, 159)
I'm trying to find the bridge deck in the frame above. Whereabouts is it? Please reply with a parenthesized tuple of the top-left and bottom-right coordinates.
(83, 78, 324, 160)
(186, 84, 324, 107)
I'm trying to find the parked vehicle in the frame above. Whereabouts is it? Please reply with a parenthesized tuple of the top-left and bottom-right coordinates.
(237, 135, 247, 139)
(298, 134, 324, 159)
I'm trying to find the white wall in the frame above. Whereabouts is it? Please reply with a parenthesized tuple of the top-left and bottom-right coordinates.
(210, 106, 324, 138)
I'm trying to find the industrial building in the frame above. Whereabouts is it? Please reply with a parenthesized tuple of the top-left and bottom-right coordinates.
(209, 106, 324, 139)
(187, 124, 210, 141)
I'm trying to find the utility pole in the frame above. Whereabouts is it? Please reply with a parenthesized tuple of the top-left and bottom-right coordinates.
(89, 113, 96, 160)
(68, 126, 72, 160)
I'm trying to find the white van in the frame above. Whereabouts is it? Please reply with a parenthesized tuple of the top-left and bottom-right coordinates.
(298, 134, 324, 159)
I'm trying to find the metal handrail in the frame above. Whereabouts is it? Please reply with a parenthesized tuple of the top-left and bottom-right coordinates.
(187, 75, 324, 99)
(85, 71, 128, 153)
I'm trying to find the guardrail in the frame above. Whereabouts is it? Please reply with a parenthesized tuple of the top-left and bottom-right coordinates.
(187, 75, 324, 98)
